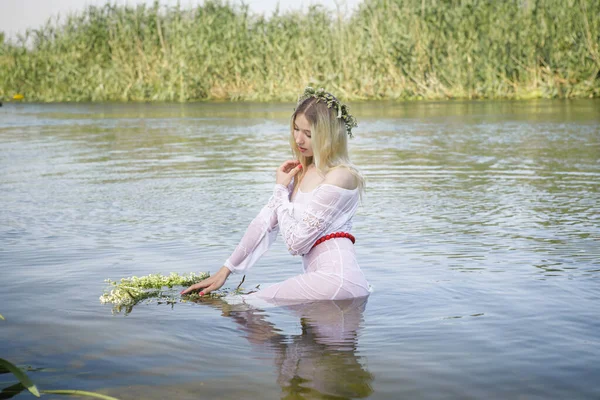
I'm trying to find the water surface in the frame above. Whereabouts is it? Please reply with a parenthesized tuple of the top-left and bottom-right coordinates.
(1, 100, 599, 399)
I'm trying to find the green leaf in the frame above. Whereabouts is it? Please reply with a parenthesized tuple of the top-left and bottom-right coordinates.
(0, 313, 5, 320)
(0, 382, 27, 399)
(41, 389, 120, 400)
(0, 358, 40, 397)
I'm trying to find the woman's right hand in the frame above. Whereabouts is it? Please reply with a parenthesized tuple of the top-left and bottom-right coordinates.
(276, 160, 302, 187)
(180, 266, 231, 296)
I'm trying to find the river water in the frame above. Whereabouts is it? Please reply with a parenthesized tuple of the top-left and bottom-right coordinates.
(1, 100, 599, 399)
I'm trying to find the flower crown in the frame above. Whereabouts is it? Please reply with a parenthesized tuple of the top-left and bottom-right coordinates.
(296, 87, 358, 138)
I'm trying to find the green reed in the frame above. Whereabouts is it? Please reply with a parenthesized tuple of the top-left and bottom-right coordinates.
(0, 357, 120, 399)
(0, 0, 598, 101)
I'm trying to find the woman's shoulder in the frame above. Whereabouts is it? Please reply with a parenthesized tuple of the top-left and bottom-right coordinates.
(323, 166, 358, 190)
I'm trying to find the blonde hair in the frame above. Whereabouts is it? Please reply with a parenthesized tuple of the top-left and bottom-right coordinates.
(289, 96, 365, 194)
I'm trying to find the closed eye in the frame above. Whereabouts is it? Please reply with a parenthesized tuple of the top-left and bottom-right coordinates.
(294, 125, 311, 138)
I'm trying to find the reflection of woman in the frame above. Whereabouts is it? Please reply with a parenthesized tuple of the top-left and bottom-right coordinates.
(182, 87, 370, 301)
(219, 297, 373, 399)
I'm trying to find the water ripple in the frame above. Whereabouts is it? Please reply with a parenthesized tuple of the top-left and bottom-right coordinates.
(1, 100, 599, 399)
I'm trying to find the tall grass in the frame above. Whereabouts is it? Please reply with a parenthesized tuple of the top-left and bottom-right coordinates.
(0, 0, 598, 101)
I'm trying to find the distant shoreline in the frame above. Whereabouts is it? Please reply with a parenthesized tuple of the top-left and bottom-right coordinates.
(1, 0, 599, 102)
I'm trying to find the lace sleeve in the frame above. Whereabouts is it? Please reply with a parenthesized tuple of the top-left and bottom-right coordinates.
(271, 183, 358, 256)
(223, 197, 280, 274)
(224, 180, 296, 274)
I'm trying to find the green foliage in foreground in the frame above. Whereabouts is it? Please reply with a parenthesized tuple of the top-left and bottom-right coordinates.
(0, 357, 120, 399)
(1, 0, 599, 102)
(0, 358, 40, 397)
(41, 390, 120, 399)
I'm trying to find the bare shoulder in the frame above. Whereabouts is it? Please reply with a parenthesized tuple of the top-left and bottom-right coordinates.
(323, 166, 358, 190)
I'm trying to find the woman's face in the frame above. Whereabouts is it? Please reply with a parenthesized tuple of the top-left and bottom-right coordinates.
(293, 113, 313, 158)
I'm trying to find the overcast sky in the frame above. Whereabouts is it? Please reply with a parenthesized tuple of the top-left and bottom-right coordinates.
(2, 0, 364, 39)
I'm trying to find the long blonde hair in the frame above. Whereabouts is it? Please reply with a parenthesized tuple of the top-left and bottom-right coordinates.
(289, 96, 365, 193)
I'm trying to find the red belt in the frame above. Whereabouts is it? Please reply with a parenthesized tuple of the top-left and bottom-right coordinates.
(311, 232, 355, 250)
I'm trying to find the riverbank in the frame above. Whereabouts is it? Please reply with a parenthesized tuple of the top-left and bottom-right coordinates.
(1, 0, 599, 102)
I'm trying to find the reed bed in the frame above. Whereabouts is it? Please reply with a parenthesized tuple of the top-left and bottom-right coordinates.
(0, 0, 598, 101)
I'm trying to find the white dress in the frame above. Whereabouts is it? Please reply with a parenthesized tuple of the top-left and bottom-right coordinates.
(224, 183, 371, 301)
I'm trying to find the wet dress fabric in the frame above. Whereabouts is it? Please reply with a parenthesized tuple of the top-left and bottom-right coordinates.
(224, 183, 370, 301)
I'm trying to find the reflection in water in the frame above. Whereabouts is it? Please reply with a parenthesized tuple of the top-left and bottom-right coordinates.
(206, 297, 372, 399)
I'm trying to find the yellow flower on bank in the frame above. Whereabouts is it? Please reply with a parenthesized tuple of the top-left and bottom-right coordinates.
(13, 94, 24, 100)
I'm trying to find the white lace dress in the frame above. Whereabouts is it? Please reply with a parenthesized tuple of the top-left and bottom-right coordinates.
(224, 183, 371, 301)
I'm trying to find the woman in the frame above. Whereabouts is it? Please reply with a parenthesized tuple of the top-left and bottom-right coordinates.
(181, 87, 370, 301)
